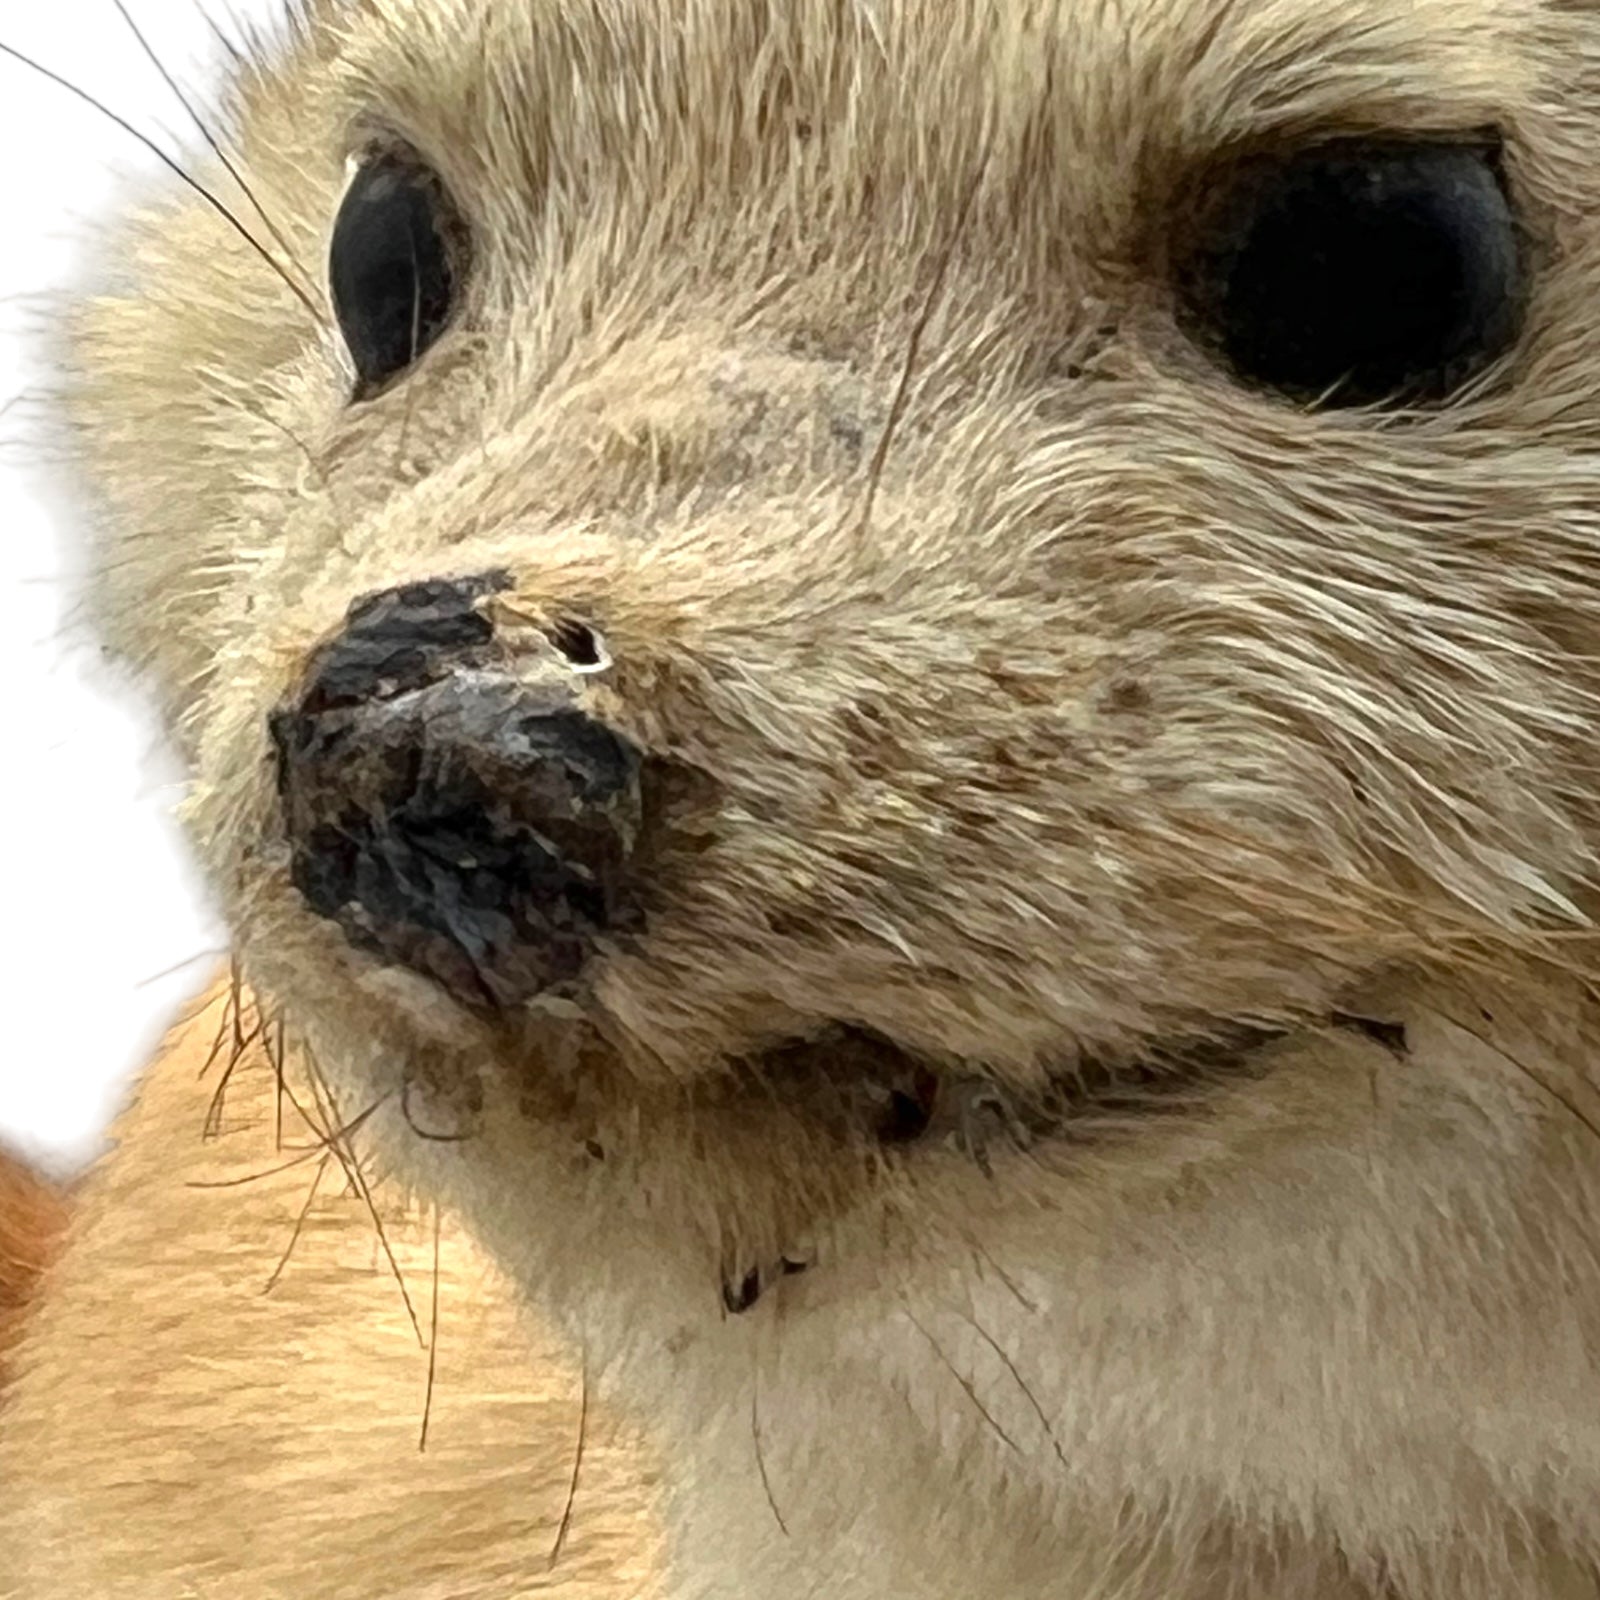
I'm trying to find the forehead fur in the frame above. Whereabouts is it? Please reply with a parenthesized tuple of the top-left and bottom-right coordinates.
(331, 0, 1539, 161)
(299, 0, 1558, 269)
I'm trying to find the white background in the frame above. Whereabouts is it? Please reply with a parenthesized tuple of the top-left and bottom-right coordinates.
(0, 2, 281, 1175)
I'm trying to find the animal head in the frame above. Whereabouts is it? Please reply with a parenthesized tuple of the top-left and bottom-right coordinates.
(59, 0, 1600, 1315)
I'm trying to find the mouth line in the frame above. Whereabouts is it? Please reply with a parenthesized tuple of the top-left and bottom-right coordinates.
(712, 1020, 1283, 1316)
(758, 1016, 1299, 1170)
(712, 1009, 1408, 1313)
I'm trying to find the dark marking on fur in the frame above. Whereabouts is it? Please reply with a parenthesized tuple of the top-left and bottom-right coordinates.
(723, 1267, 765, 1315)
(401, 1053, 485, 1142)
(925, 1080, 1039, 1176)
(1332, 1013, 1410, 1056)
(722, 1256, 812, 1316)
(743, 1020, 1289, 1181)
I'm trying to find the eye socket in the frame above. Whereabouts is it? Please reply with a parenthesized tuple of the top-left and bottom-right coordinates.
(329, 152, 464, 398)
(1180, 140, 1524, 407)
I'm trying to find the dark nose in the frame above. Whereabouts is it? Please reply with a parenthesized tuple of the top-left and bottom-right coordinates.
(270, 574, 644, 1011)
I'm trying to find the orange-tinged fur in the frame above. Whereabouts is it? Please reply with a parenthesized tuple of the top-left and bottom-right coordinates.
(1, 975, 662, 1597)
(6, 1, 1600, 1595)
(0, 1151, 65, 1387)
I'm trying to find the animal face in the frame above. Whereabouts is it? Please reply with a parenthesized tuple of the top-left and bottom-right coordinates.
(65, 0, 1600, 1319)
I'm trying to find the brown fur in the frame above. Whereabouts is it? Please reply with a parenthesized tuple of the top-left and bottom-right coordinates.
(5, 1, 1600, 1595)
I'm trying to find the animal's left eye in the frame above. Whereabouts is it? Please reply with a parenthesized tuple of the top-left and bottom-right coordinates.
(329, 153, 463, 398)
(1180, 139, 1525, 407)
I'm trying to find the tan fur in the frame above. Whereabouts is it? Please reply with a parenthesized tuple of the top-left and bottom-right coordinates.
(5, 0, 1600, 1594)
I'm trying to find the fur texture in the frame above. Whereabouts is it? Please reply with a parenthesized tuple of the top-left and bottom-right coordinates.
(5, 0, 1600, 1594)
(0, 1151, 64, 1388)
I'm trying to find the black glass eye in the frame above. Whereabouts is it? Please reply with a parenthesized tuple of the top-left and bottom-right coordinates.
(1182, 140, 1524, 407)
(329, 154, 462, 397)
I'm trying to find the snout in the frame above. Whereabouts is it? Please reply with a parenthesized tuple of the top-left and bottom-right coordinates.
(270, 574, 645, 1011)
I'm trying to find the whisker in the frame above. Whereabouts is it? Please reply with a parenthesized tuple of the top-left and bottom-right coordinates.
(0, 38, 320, 323)
(902, 1306, 1021, 1455)
(273, 1065, 373, 1207)
(267, 1049, 355, 1177)
(196, 983, 240, 1080)
(109, 0, 321, 310)
(418, 1202, 442, 1451)
(185, 1095, 386, 1188)
(193, 374, 346, 520)
(189, 0, 246, 67)
(849, 132, 994, 543)
(394, 219, 425, 473)
(176, 978, 234, 1025)
(548, 1344, 589, 1569)
(298, 1047, 361, 1191)
(400, 1070, 479, 1143)
(1428, 1001, 1600, 1151)
(263, 1150, 329, 1294)
(135, 947, 229, 989)
(952, 1306, 1069, 1470)
(196, 958, 248, 1079)
(302, 1049, 426, 1348)
(271, 1013, 287, 1152)
(218, 1006, 270, 1083)
(228, 953, 250, 1059)
(201, 1041, 244, 1138)
(751, 1353, 791, 1538)
(969, 1239, 1038, 1314)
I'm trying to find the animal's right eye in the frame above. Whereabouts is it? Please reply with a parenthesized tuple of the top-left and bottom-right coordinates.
(329, 153, 463, 398)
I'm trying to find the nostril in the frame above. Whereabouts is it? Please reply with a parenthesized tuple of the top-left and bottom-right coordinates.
(549, 619, 610, 673)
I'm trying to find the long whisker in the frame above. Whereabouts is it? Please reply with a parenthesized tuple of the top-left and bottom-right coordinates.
(195, 957, 251, 1083)
(850, 133, 994, 543)
(184, 1096, 387, 1188)
(272, 1013, 287, 1152)
(969, 1239, 1038, 1314)
(751, 1353, 791, 1537)
(263, 1149, 330, 1294)
(418, 1202, 442, 1451)
(302, 1050, 426, 1349)
(136, 946, 229, 989)
(201, 993, 275, 1138)
(902, 1306, 1021, 1455)
(270, 1053, 365, 1181)
(109, 0, 321, 310)
(0, 38, 320, 323)
(189, 0, 246, 68)
(548, 1345, 589, 1568)
(196, 974, 242, 1080)
(200, 1036, 245, 1137)
(1426, 1001, 1600, 1151)
(952, 1306, 1070, 1470)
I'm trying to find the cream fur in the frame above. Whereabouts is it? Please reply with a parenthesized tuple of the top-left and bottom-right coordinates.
(5, 0, 1600, 1594)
